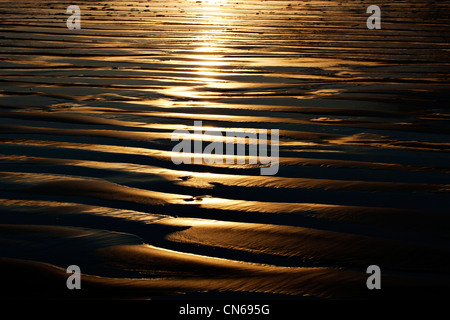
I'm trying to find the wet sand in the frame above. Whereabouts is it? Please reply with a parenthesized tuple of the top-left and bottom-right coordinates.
(0, 0, 450, 300)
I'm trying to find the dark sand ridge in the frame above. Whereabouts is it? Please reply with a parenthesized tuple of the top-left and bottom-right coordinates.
(1, 222, 450, 300)
(1, 169, 450, 234)
(2, 138, 450, 175)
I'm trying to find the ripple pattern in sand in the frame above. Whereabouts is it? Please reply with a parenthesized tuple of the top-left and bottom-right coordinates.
(0, 0, 450, 299)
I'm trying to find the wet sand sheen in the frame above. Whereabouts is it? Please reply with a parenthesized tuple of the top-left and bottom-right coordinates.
(0, 0, 450, 300)
(2, 223, 450, 300)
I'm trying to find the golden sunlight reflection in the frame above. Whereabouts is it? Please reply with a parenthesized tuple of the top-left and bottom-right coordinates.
(157, 0, 235, 101)
(189, 0, 230, 84)
(190, 31, 228, 78)
(193, 0, 229, 19)
(161, 27, 229, 99)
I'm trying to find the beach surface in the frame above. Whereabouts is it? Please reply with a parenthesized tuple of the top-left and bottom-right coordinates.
(0, 0, 450, 300)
